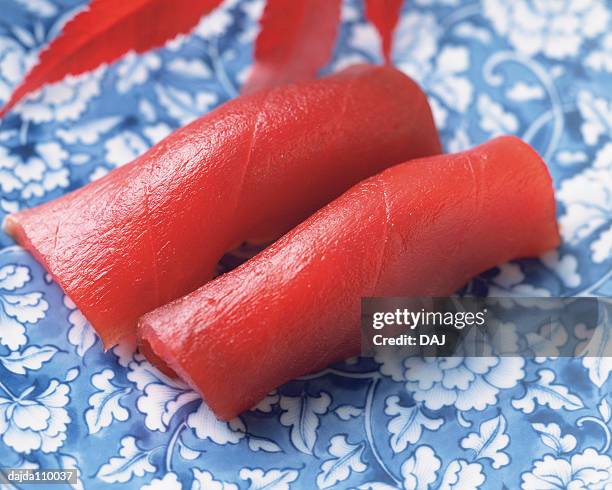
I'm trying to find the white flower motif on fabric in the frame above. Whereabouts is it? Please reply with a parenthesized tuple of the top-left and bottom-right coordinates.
(0, 264, 48, 350)
(439, 459, 485, 490)
(531, 422, 577, 455)
(512, 369, 584, 414)
(385, 396, 443, 453)
(186, 401, 245, 444)
(404, 356, 525, 411)
(483, 0, 610, 59)
(115, 52, 161, 94)
(558, 140, 612, 263)
(0, 344, 57, 374)
(316, 435, 367, 489)
(392, 12, 473, 129)
(141, 472, 182, 490)
(0, 37, 33, 105)
(0, 1, 610, 488)
(64, 295, 97, 357)
(460, 414, 510, 469)
(127, 355, 199, 432)
(192, 468, 238, 490)
(104, 130, 150, 167)
(85, 369, 131, 435)
(239, 467, 299, 490)
(521, 448, 612, 490)
(586, 33, 612, 72)
(279, 391, 331, 455)
(401, 445, 441, 490)
(96, 436, 156, 484)
(0, 378, 71, 454)
(13, 68, 104, 123)
(0, 142, 70, 199)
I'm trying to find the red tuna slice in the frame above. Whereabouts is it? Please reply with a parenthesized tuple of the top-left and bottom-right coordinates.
(139, 136, 560, 421)
(4, 64, 441, 349)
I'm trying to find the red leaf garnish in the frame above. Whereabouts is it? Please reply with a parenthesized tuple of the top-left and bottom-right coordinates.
(365, 0, 404, 64)
(242, 0, 342, 94)
(0, 0, 222, 117)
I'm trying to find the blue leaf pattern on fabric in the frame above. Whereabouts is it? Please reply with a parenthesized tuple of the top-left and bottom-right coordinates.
(0, 0, 610, 488)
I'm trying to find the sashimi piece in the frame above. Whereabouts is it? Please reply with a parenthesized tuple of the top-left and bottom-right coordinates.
(4, 64, 441, 348)
(139, 136, 560, 421)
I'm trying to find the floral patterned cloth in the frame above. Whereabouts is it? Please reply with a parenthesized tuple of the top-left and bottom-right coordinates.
(0, 0, 611, 489)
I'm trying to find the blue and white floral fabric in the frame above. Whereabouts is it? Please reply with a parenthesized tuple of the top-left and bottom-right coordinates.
(0, 0, 610, 488)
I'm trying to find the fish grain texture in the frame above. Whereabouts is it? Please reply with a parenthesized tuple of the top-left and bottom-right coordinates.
(5, 64, 441, 347)
(139, 136, 560, 420)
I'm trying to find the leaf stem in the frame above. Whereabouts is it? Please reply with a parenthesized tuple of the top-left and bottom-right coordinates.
(576, 416, 611, 453)
(19, 120, 29, 145)
(576, 269, 612, 297)
(364, 377, 401, 487)
(165, 421, 186, 472)
(297, 367, 379, 381)
(483, 51, 563, 162)
(456, 410, 473, 428)
(209, 37, 238, 98)
(441, 3, 481, 28)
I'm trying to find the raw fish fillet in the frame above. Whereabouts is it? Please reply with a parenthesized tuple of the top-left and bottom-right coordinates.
(139, 136, 560, 420)
(4, 64, 441, 347)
